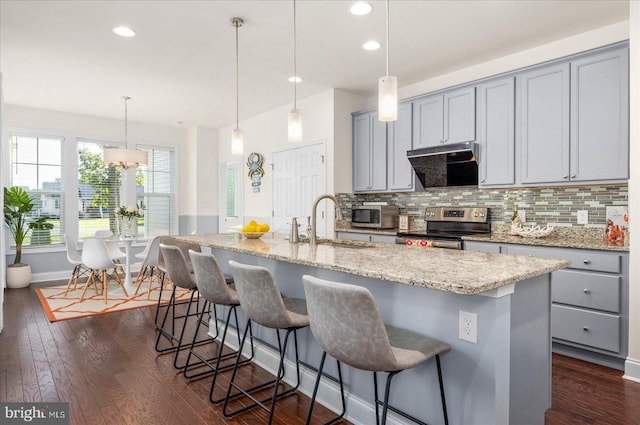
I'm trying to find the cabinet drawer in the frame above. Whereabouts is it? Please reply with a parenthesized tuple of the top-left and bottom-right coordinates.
(552, 270, 621, 313)
(507, 245, 621, 273)
(551, 305, 620, 353)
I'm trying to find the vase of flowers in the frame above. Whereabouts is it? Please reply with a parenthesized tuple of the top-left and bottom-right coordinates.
(116, 204, 143, 238)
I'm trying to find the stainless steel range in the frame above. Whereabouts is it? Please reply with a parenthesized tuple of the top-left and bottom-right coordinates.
(396, 207, 490, 249)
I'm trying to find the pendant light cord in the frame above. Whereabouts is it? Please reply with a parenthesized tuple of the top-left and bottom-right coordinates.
(385, 0, 389, 76)
(235, 20, 240, 129)
(293, 0, 297, 110)
(122, 95, 130, 148)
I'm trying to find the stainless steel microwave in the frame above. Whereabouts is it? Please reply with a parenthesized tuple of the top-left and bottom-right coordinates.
(351, 205, 399, 229)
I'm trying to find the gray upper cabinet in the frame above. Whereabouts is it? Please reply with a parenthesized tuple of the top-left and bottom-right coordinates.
(412, 86, 475, 149)
(387, 102, 416, 191)
(518, 63, 570, 184)
(444, 87, 476, 144)
(569, 48, 629, 182)
(476, 77, 515, 187)
(518, 46, 628, 185)
(352, 111, 387, 193)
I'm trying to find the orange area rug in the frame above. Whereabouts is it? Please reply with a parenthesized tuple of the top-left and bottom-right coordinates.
(35, 283, 193, 322)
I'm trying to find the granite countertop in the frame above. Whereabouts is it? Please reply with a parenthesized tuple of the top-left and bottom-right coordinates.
(463, 223, 629, 252)
(172, 233, 569, 296)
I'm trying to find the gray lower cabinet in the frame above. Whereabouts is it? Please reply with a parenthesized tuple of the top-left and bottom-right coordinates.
(464, 240, 629, 369)
(336, 231, 396, 244)
(387, 102, 418, 191)
(412, 86, 475, 149)
(476, 76, 515, 187)
(352, 111, 387, 192)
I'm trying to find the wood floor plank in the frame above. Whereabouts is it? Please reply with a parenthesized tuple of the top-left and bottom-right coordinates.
(3, 284, 640, 425)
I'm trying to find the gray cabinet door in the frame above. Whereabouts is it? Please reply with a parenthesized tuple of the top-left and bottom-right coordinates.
(412, 94, 443, 148)
(352, 112, 387, 192)
(477, 77, 515, 187)
(518, 63, 570, 184)
(387, 102, 414, 191)
(353, 113, 371, 192)
(370, 112, 388, 191)
(570, 48, 629, 182)
(444, 87, 476, 144)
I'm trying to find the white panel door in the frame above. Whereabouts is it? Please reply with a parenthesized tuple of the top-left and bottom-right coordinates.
(273, 142, 326, 237)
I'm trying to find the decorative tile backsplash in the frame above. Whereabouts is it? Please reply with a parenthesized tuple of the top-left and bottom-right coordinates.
(336, 184, 628, 228)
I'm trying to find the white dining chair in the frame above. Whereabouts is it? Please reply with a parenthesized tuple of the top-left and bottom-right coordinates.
(62, 234, 89, 296)
(94, 229, 126, 274)
(80, 238, 129, 304)
(134, 235, 163, 299)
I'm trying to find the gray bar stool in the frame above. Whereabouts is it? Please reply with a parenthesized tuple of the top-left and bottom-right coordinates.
(224, 260, 309, 424)
(153, 237, 201, 327)
(186, 250, 255, 403)
(156, 243, 212, 369)
(303, 275, 451, 425)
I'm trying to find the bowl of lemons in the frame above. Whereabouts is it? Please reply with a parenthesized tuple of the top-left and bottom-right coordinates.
(241, 220, 270, 239)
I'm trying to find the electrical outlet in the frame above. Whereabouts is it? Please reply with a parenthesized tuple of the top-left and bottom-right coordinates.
(518, 209, 526, 223)
(459, 311, 478, 344)
(577, 210, 589, 225)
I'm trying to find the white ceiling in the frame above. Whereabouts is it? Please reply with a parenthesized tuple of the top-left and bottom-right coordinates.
(0, 0, 629, 129)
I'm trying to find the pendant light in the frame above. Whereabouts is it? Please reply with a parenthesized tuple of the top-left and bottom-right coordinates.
(378, 0, 397, 122)
(104, 96, 148, 168)
(231, 17, 244, 155)
(288, 0, 302, 143)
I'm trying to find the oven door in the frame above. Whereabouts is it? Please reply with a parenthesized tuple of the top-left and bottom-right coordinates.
(395, 234, 462, 249)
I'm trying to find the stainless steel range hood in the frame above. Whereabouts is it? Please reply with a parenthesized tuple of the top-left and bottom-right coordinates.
(407, 141, 479, 188)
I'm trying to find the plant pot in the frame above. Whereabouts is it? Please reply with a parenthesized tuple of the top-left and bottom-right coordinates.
(121, 216, 138, 239)
(6, 263, 32, 289)
(31, 229, 52, 245)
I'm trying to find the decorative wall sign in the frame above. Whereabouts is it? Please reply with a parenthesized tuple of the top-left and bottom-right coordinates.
(246, 152, 265, 193)
(605, 205, 628, 246)
(398, 214, 410, 232)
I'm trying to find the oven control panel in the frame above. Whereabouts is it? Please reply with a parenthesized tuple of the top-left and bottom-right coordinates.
(424, 207, 489, 223)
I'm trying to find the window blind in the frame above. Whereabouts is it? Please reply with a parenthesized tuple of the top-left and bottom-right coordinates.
(10, 135, 64, 246)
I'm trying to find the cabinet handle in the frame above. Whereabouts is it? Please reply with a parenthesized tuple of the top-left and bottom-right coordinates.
(583, 259, 591, 264)
(583, 326, 590, 332)
(562, 174, 569, 179)
(583, 288, 591, 294)
(480, 179, 486, 183)
(571, 174, 576, 179)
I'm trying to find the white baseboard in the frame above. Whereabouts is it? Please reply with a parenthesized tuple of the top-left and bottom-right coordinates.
(623, 357, 640, 383)
(31, 264, 142, 284)
(208, 319, 407, 425)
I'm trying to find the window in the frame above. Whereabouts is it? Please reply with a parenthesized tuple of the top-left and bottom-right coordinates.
(137, 146, 176, 237)
(77, 140, 123, 238)
(10, 135, 64, 246)
(226, 166, 239, 218)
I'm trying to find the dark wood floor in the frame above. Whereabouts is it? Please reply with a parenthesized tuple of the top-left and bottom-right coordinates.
(2, 283, 640, 425)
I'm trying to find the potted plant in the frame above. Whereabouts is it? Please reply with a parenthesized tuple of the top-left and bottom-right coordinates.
(3, 186, 35, 288)
(29, 216, 54, 245)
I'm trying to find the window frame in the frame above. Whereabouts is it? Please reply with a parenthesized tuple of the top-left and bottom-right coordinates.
(8, 131, 66, 248)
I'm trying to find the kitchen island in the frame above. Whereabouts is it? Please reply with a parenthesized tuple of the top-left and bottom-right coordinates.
(173, 233, 569, 425)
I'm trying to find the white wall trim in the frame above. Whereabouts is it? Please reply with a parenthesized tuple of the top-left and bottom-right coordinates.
(209, 320, 412, 425)
(623, 358, 640, 383)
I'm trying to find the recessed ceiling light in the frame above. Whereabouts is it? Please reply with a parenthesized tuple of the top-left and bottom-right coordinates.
(288, 76, 303, 83)
(112, 26, 136, 37)
(350, 2, 373, 16)
(363, 40, 381, 51)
